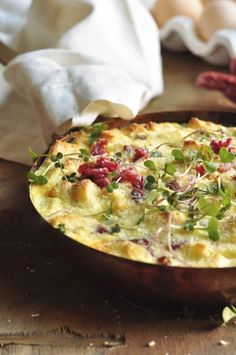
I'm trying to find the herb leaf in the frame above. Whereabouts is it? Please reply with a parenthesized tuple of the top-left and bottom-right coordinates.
(107, 182, 119, 193)
(28, 147, 40, 162)
(57, 223, 66, 234)
(88, 123, 108, 144)
(203, 161, 218, 174)
(198, 197, 220, 217)
(184, 219, 196, 232)
(207, 217, 219, 241)
(111, 224, 121, 233)
(144, 160, 156, 170)
(164, 163, 176, 176)
(27, 171, 48, 185)
(172, 149, 185, 162)
(219, 147, 234, 163)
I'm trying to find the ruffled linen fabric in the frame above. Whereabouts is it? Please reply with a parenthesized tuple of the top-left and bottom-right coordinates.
(0, 0, 163, 165)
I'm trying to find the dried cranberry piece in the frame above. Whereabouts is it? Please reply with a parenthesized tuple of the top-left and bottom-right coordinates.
(133, 147, 149, 162)
(210, 138, 232, 154)
(232, 176, 236, 180)
(131, 238, 150, 246)
(118, 167, 144, 189)
(97, 157, 118, 171)
(95, 177, 110, 188)
(91, 138, 108, 155)
(196, 164, 206, 177)
(97, 225, 108, 234)
(166, 180, 181, 192)
(78, 157, 119, 188)
(171, 241, 185, 250)
(81, 167, 109, 178)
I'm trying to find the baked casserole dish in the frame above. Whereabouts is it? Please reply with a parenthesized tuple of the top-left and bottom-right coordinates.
(28, 115, 236, 269)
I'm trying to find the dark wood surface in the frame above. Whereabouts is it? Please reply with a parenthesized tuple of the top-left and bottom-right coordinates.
(0, 50, 236, 354)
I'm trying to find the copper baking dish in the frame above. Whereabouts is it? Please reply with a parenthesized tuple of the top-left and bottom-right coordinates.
(30, 110, 236, 307)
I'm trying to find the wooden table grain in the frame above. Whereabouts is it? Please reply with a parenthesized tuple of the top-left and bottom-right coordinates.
(0, 50, 236, 355)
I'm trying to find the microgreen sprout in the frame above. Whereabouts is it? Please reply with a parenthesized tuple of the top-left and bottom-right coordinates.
(111, 224, 121, 233)
(219, 147, 234, 163)
(203, 161, 218, 174)
(88, 122, 108, 144)
(172, 149, 185, 162)
(57, 223, 66, 234)
(107, 182, 119, 193)
(164, 163, 176, 176)
(145, 175, 158, 191)
(28, 147, 40, 162)
(27, 171, 48, 185)
(207, 217, 219, 241)
(144, 160, 156, 170)
(79, 148, 90, 162)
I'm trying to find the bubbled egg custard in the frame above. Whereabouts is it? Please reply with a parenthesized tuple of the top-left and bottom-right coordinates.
(29, 118, 236, 268)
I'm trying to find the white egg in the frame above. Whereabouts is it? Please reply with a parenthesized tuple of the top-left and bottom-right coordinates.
(197, 0, 236, 41)
(152, 0, 203, 27)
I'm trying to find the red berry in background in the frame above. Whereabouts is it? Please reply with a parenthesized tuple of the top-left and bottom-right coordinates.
(210, 138, 232, 154)
(133, 147, 149, 162)
(230, 58, 236, 75)
(196, 71, 236, 104)
(196, 164, 205, 176)
(91, 138, 108, 155)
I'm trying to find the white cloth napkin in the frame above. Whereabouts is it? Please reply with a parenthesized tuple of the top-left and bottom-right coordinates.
(0, 0, 163, 165)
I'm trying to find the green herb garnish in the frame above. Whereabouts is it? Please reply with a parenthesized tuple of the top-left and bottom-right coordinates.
(207, 217, 219, 241)
(107, 182, 119, 193)
(27, 171, 48, 185)
(88, 123, 108, 144)
(144, 160, 156, 170)
(28, 147, 40, 162)
(172, 149, 185, 162)
(219, 147, 234, 163)
(203, 161, 218, 174)
(57, 223, 66, 234)
(79, 148, 90, 162)
(164, 163, 176, 176)
(111, 224, 121, 233)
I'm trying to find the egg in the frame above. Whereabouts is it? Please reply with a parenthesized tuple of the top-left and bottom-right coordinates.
(197, 0, 236, 41)
(152, 0, 203, 27)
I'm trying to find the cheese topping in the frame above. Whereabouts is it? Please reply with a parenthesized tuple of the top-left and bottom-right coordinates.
(29, 118, 236, 267)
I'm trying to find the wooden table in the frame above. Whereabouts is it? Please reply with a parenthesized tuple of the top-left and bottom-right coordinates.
(0, 50, 236, 355)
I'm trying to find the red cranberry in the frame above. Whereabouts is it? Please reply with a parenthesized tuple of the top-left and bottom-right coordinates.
(78, 157, 119, 188)
(133, 147, 149, 162)
(118, 167, 144, 189)
(210, 138, 232, 154)
(131, 238, 149, 246)
(196, 164, 206, 176)
(97, 225, 108, 234)
(91, 138, 108, 155)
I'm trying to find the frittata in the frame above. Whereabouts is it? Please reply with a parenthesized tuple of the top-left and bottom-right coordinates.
(28, 117, 236, 267)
